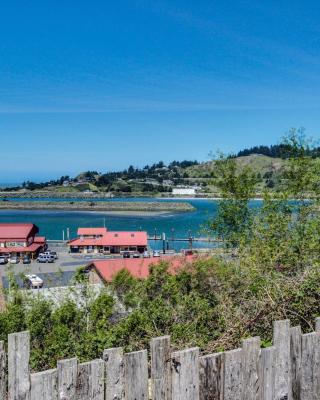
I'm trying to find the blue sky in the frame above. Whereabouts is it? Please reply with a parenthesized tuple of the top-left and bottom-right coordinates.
(1, 0, 320, 181)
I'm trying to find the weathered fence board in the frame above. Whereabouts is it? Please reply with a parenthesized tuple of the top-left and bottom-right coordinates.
(223, 348, 243, 400)
(300, 331, 320, 400)
(242, 337, 261, 400)
(315, 317, 320, 332)
(273, 319, 291, 400)
(259, 346, 275, 400)
(150, 336, 172, 400)
(103, 347, 125, 400)
(0, 341, 6, 400)
(171, 347, 199, 400)
(76, 359, 104, 400)
(290, 326, 301, 400)
(124, 350, 148, 400)
(30, 369, 58, 400)
(199, 352, 224, 400)
(57, 358, 78, 400)
(8, 331, 30, 400)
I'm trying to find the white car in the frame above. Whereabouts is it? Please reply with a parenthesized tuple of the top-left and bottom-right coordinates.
(143, 251, 151, 258)
(25, 274, 43, 289)
(9, 256, 19, 264)
(153, 251, 160, 257)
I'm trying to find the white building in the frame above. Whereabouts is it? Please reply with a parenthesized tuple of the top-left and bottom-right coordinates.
(172, 188, 196, 196)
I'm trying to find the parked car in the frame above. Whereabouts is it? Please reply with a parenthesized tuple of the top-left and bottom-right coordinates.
(122, 251, 131, 258)
(143, 251, 151, 258)
(49, 251, 58, 259)
(25, 274, 43, 289)
(37, 255, 55, 263)
(9, 256, 20, 264)
(153, 250, 160, 257)
(133, 252, 141, 258)
(0, 256, 8, 265)
(23, 256, 31, 264)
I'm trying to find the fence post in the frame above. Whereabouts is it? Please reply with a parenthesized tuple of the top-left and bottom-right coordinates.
(300, 331, 320, 399)
(199, 352, 224, 400)
(76, 359, 104, 400)
(150, 336, 172, 400)
(57, 358, 78, 400)
(124, 350, 148, 400)
(0, 341, 6, 400)
(223, 348, 243, 400)
(242, 337, 261, 400)
(30, 369, 58, 400)
(259, 347, 275, 400)
(290, 326, 301, 400)
(273, 320, 291, 400)
(103, 347, 125, 400)
(171, 348, 199, 400)
(8, 331, 30, 400)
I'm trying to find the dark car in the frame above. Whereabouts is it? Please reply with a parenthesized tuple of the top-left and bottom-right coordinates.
(122, 251, 131, 258)
(23, 256, 31, 264)
(0, 256, 8, 265)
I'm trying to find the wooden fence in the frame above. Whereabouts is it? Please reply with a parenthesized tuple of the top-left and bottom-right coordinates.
(1, 318, 320, 399)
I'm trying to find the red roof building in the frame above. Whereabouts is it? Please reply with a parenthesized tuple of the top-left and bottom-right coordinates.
(68, 227, 148, 255)
(85, 255, 194, 284)
(0, 223, 46, 259)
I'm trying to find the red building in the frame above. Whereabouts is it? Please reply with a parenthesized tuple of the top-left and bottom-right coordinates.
(0, 223, 46, 259)
(85, 255, 194, 284)
(68, 227, 148, 255)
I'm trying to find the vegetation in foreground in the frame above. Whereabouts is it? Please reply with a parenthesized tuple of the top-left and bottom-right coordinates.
(1, 128, 320, 372)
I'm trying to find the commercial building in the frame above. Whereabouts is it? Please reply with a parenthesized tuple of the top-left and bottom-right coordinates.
(68, 227, 148, 255)
(0, 223, 46, 259)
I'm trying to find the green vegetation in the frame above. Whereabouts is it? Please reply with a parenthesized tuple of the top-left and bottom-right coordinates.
(1, 128, 320, 372)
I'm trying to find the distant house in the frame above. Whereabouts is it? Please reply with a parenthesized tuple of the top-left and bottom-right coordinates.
(172, 187, 196, 196)
(85, 255, 194, 285)
(0, 223, 46, 259)
(67, 227, 148, 255)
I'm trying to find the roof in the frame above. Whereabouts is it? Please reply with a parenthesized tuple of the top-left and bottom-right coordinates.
(86, 255, 194, 282)
(77, 228, 108, 236)
(69, 231, 148, 247)
(0, 223, 38, 240)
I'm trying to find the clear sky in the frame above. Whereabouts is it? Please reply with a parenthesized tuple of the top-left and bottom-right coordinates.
(1, 0, 320, 182)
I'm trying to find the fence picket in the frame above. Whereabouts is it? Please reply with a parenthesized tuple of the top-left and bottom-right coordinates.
(223, 348, 243, 400)
(171, 347, 200, 400)
(242, 337, 261, 400)
(290, 326, 301, 400)
(300, 331, 320, 399)
(259, 347, 275, 400)
(8, 331, 30, 400)
(150, 336, 172, 400)
(57, 358, 78, 400)
(76, 359, 104, 400)
(103, 347, 125, 400)
(273, 319, 291, 400)
(0, 341, 6, 400)
(124, 350, 148, 400)
(30, 369, 58, 400)
(199, 352, 224, 400)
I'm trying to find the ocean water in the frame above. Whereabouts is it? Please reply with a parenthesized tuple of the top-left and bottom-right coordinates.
(0, 198, 261, 251)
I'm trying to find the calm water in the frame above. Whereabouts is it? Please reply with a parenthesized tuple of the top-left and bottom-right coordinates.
(0, 198, 262, 251)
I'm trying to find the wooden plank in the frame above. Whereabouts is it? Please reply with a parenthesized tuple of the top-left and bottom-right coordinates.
(199, 352, 224, 400)
(103, 347, 125, 400)
(150, 336, 172, 400)
(223, 348, 243, 400)
(57, 358, 78, 400)
(315, 317, 320, 332)
(124, 350, 148, 400)
(0, 341, 6, 400)
(76, 359, 104, 400)
(171, 347, 199, 400)
(259, 347, 275, 400)
(300, 331, 320, 400)
(242, 337, 261, 400)
(30, 369, 58, 400)
(273, 319, 291, 400)
(8, 331, 30, 400)
(290, 326, 301, 400)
